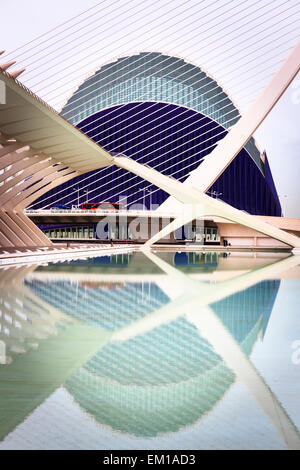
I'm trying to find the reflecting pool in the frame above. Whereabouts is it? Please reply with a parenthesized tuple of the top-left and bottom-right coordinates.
(0, 250, 299, 450)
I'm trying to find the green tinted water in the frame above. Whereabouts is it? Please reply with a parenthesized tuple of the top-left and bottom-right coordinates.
(0, 251, 299, 449)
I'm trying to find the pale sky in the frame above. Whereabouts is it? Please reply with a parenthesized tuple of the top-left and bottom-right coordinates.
(0, 0, 299, 216)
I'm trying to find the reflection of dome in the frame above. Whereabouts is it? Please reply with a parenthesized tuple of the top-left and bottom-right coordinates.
(26, 280, 169, 331)
(66, 360, 235, 437)
(27, 278, 280, 437)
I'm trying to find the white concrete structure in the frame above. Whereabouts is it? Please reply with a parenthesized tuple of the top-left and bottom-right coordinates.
(0, 62, 112, 247)
(113, 42, 300, 251)
(0, 42, 299, 251)
(115, 155, 300, 250)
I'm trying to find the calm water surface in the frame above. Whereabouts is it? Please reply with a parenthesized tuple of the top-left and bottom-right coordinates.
(0, 250, 299, 450)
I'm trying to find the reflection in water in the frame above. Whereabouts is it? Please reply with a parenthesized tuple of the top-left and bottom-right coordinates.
(0, 252, 299, 449)
(174, 251, 219, 268)
(27, 280, 169, 330)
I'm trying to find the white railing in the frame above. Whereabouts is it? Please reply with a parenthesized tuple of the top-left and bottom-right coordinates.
(24, 208, 182, 218)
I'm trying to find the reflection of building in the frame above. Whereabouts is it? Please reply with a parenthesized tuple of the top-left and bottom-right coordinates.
(174, 251, 219, 268)
(26, 273, 280, 437)
(26, 280, 169, 330)
(2, 252, 300, 447)
(33, 52, 281, 218)
(0, 267, 109, 442)
(58, 254, 131, 266)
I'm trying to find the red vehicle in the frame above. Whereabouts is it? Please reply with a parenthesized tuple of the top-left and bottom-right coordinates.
(80, 281, 123, 289)
(81, 202, 124, 210)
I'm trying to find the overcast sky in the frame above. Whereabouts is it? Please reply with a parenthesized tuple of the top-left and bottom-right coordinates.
(0, 0, 299, 216)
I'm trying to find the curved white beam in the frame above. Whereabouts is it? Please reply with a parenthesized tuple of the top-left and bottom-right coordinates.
(114, 155, 300, 249)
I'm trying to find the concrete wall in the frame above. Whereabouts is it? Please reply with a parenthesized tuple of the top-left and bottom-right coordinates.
(217, 217, 300, 248)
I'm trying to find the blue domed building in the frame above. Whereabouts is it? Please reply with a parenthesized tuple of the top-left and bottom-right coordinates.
(33, 52, 281, 216)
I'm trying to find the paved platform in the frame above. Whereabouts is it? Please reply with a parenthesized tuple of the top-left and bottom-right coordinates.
(150, 244, 291, 252)
(0, 244, 136, 266)
(0, 241, 292, 266)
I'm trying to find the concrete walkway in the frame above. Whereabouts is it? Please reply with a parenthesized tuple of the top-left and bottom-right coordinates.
(0, 244, 136, 266)
(0, 242, 292, 266)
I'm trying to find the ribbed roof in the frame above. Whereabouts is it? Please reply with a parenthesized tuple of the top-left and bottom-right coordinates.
(0, 70, 113, 172)
(61, 52, 264, 173)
